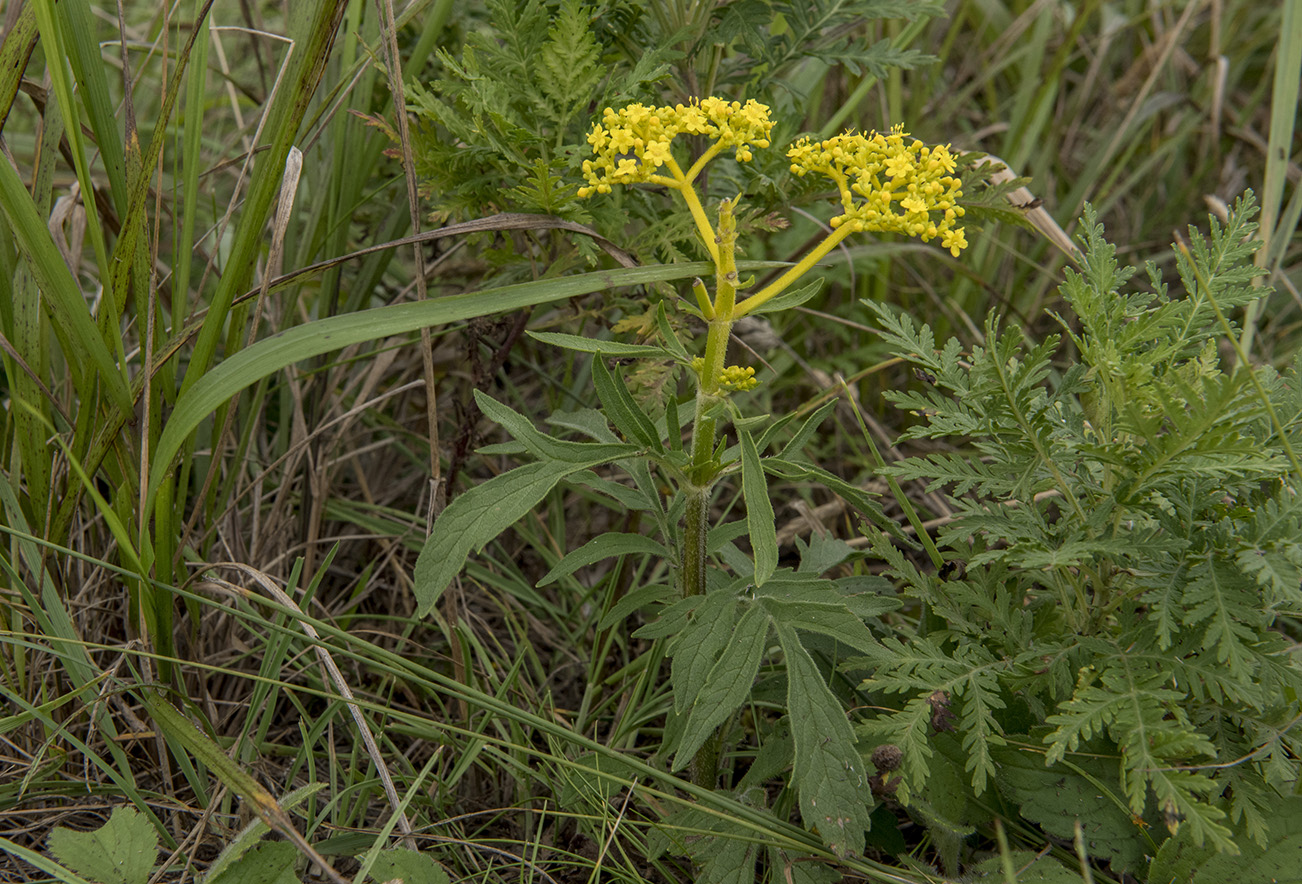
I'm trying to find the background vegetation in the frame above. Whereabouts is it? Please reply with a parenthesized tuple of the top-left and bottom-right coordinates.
(1, 0, 1299, 882)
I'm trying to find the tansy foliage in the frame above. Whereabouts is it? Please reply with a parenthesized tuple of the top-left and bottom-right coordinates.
(711, 0, 945, 91)
(401, 0, 958, 272)
(854, 195, 1302, 857)
(404, 0, 672, 221)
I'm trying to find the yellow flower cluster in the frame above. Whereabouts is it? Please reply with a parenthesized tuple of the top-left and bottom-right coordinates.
(719, 365, 759, 391)
(787, 127, 967, 256)
(691, 357, 759, 391)
(578, 98, 775, 197)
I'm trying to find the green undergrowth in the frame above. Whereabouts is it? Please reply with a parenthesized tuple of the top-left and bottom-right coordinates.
(2, 0, 1299, 883)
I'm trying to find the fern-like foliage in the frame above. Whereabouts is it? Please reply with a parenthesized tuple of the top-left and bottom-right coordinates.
(406, 0, 671, 223)
(857, 636, 1008, 799)
(1042, 651, 1230, 850)
(856, 194, 1302, 857)
(402, 0, 959, 276)
(714, 0, 944, 90)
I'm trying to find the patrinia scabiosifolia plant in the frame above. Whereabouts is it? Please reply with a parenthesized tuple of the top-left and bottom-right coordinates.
(413, 97, 966, 865)
(855, 195, 1302, 871)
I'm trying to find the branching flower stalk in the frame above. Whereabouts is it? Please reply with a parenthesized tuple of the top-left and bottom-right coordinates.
(578, 98, 967, 784)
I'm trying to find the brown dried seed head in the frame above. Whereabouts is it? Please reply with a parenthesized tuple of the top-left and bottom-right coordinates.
(871, 744, 904, 772)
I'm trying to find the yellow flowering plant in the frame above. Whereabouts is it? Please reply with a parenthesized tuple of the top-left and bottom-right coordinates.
(576, 97, 966, 602)
(416, 96, 969, 862)
(575, 97, 967, 844)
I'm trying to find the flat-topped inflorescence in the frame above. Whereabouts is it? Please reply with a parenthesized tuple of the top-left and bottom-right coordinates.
(577, 98, 775, 196)
(571, 100, 971, 390)
(787, 126, 967, 256)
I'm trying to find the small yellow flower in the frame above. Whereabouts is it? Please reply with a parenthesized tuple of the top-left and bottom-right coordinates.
(787, 126, 966, 253)
(577, 98, 775, 197)
(689, 358, 760, 392)
(941, 227, 968, 257)
(719, 365, 759, 391)
(884, 152, 914, 178)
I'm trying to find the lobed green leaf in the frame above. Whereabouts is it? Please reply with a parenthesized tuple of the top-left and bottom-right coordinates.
(674, 604, 770, 769)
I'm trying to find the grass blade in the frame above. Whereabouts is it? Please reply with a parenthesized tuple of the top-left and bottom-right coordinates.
(0, 151, 133, 415)
(1241, 0, 1302, 354)
(0, 2, 38, 129)
(179, 0, 349, 397)
(147, 262, 715, 508)
(56, 0, 128, 211)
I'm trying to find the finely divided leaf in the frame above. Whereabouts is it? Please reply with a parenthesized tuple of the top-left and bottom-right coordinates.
(1180, 559, 1261, 680)
(536, 0, 603, 114)
(859, 638, 1006, 794)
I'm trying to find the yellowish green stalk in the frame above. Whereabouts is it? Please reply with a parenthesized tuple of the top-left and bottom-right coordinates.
(682, 140, 726, 184)
(676, 194, 746, 789)
(665, 156, 721, 263)
(692, 278, 715, 318)
(735, 223, 855, 317)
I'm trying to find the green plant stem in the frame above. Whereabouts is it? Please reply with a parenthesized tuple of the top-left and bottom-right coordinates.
(665, 155, 721, 263)
(681, 485, 709, 600)
(679, 197, 744, 789)
(690, 728, 722, 791)
(677, 204, 739, 598)
(735, 222, 854, 316)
